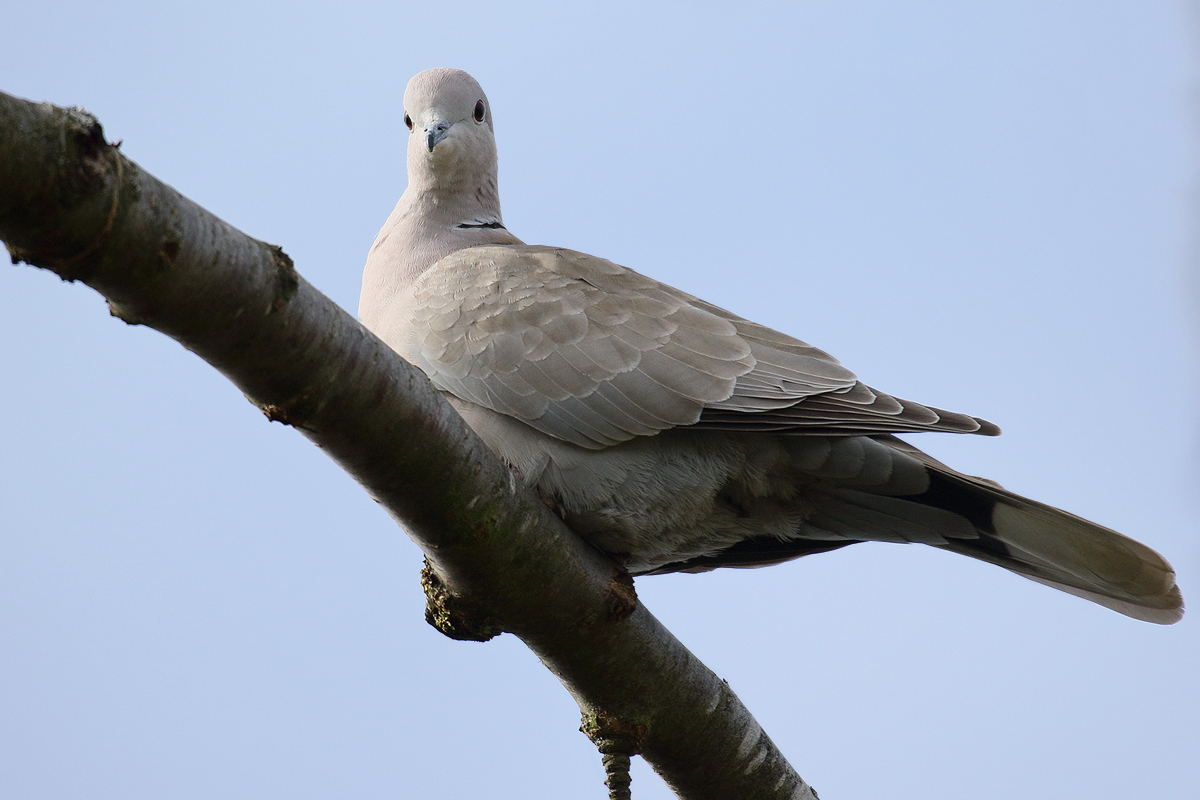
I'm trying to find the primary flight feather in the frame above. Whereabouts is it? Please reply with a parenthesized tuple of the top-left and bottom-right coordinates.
(360, 67, 1182, 624)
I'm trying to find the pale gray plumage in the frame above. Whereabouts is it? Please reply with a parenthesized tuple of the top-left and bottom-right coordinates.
(360, 68, 1183, 624)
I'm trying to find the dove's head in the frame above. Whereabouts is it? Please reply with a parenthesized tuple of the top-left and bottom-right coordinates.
(403, 68, 497, 191)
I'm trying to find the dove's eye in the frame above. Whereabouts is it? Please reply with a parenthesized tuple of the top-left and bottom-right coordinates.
(404, 113, 413, 131)
(474, 101, 486, 123)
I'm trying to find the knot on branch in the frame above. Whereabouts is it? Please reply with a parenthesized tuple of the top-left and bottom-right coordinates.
(258, 386, 318, 428)
(420, 560, 502, 642)
(599, 565, 638, 624)
(3, 104, 127, 281)
(267, 245, 299, 312)
(582, 711, 647, 800)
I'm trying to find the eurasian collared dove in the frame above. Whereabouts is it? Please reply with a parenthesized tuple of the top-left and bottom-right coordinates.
(360, 67, 1183, 624)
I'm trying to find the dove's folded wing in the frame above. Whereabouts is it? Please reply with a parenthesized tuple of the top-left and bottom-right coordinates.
(405, 245, 997, 448)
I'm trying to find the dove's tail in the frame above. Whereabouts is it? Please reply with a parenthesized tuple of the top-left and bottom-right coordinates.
(931, 487, 1183, 624)
(880, 439, 1184, 624)
(640, 432, 1182, 623)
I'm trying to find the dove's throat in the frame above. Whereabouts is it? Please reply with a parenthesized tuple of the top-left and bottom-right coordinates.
(363, 179, 523, 294)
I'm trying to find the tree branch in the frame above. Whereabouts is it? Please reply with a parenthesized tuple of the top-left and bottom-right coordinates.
(0, 91, 820, 800)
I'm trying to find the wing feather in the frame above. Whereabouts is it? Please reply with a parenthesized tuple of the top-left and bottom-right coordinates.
(405, 244, 998, 447)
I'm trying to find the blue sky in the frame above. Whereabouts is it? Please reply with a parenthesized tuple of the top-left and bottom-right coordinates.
(2, 2, 1197, 798)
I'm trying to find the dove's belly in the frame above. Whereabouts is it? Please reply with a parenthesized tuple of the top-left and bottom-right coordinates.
(448, 396, 855, 572)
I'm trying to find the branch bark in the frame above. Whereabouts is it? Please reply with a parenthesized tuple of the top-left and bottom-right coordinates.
(0, 91, 819, 800)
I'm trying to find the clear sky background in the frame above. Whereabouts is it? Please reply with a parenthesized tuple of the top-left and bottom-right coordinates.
(2, 2, 1198, 798)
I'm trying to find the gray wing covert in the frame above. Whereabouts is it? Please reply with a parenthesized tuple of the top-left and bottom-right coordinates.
(408, 244, 996, 448)
(407, 245, 857, 448)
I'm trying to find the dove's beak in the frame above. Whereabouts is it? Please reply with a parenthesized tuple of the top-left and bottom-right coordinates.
(424, 119, 451, 152)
